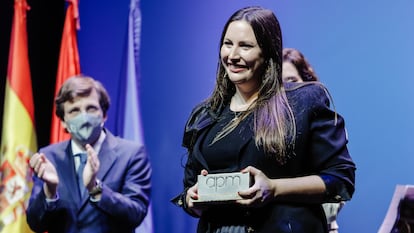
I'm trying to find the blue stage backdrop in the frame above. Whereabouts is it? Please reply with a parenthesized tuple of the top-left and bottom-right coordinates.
(77, 1, 414, 232)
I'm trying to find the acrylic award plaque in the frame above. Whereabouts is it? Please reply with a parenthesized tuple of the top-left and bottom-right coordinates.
(194, 172, 250, 203)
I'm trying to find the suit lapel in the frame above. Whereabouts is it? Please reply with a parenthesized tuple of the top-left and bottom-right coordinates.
(54, 143, 84, 206)
(96, 131, 119, 181)
(53, 137, 119, 210)
(192, 129, 210, 170)
(78, 132, 119, 207)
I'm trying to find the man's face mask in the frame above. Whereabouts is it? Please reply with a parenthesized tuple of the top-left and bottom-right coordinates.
(66, 113, 103, 146)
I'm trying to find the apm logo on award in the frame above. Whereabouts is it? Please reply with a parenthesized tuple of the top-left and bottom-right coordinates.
(196, 172, 250, 203)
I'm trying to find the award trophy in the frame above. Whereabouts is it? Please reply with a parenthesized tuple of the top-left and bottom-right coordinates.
(194, 172, 250, 203)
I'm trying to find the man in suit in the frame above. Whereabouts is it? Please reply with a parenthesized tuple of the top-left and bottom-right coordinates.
(27, 75, 151, 233)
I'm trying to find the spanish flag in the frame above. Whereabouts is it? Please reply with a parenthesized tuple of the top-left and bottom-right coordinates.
(0, 0, 36, 232)
(49, 0, 81, 144)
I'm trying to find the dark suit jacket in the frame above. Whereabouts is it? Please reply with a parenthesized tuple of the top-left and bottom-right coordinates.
(178, 82, 356, 233)
(26, 129, 151, 233)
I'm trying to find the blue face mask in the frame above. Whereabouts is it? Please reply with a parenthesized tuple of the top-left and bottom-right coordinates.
(66, 113, 103, 146)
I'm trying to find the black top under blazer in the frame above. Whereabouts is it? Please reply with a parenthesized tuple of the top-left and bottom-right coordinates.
(175, 82, 356, 233)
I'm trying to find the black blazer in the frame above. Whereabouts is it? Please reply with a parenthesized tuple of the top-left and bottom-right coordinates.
(176, 82, 356, 233)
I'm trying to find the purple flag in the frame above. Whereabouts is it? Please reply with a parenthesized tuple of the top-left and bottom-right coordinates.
(115, 0, 153, 232)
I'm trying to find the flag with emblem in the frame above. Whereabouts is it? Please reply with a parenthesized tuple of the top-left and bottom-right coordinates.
(0, 0, 37, 232)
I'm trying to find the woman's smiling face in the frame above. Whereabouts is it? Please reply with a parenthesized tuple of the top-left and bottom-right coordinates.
(220, 20, 265, 86)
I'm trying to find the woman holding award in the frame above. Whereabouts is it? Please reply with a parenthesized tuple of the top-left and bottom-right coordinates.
(173, 6, 356, 233)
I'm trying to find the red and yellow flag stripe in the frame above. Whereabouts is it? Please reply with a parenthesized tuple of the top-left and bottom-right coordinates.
(50, 0, 81, 144)
(0, 0, 37, 232)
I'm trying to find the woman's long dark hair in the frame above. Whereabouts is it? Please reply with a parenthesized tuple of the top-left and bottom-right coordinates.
(208, 6, 295, 164)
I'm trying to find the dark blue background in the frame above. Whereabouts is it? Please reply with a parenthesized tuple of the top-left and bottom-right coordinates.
(77, 1, 414, 232)
(1, 0, 414, 232)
